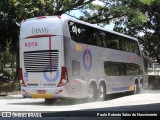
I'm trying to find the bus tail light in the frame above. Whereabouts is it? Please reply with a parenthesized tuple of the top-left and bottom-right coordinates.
(37, 16, 46, 19)
(20, 68, 26, 87)
(57, 16, 61, 19)
(57, 67, 68, 87)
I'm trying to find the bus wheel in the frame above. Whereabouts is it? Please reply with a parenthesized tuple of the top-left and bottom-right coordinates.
(88, 84, 97, 102)
(45, 98, 57, 104)
(98, 83, 106, 101)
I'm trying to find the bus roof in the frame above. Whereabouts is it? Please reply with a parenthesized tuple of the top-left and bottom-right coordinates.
(23, 16, 138, 42)
(61, 16, 138, 42)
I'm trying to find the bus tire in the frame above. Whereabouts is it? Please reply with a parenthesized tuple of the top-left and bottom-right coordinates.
(88, 83, 97, 102)
(45, 98, 57, 104)
(98, 83, 106, 101)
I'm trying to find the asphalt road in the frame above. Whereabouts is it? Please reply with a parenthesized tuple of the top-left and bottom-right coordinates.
(0, 89, 160, 120)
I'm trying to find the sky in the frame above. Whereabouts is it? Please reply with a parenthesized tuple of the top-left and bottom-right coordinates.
(62, 0, 114, 31)
(62, 10, 114, 31)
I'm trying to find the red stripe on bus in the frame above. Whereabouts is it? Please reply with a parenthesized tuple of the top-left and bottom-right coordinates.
(37, 16, 46, 19)
(86, 45, 89, 61)
(25, 34, 56, 39)
(57, 16, 61, 19)
(49, 36, 52, 77)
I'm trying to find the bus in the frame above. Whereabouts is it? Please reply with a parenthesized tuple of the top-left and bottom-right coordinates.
(19, 16, 146, 103)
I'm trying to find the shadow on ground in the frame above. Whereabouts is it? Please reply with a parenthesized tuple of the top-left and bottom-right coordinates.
(8, 92, 128, 106)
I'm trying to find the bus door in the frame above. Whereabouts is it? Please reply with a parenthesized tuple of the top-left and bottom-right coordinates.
(70, 59, 83, 98)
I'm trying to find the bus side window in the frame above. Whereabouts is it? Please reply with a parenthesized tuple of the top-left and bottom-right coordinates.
(72, 60, 80, 78)
(125, 40, 130, 52)
(126, 64, 139, 75)
(119, 63, 127, 76)
(104, 62, 120, 76)
(119, 38, 126, 51)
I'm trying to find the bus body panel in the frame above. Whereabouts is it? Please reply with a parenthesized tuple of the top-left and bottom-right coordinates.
(20, 16, 71, 98)
(19, 16, 145, 100)
(20, 36, 62, 88)
(20, 16, 62, 39)
(65, 18, 145, 96)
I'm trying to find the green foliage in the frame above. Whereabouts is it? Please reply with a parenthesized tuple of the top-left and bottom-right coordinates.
(106, 0, 160, 63)
(80, 0, 112, 25)
(140, 0, 155, 5)
(0, 69, 11, 77)
(140, 0, 149, 5)
(0, 82, 16, 93)
(110, 5, 147, 26)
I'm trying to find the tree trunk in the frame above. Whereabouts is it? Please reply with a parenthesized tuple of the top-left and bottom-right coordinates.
(15, 48, 19, 82)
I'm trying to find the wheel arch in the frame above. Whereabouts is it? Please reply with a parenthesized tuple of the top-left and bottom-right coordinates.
(99, 79, 106, 89)
(88, 79, 98, 90)
(134, 77, 139, 85)
(139, 77, 143, 84)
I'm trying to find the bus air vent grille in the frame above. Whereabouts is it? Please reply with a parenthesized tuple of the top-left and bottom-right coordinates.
(24, 50, 59, 72)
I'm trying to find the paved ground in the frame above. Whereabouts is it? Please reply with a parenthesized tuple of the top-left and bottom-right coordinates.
(0, 89, 160, 120)
(0, 89, 160, 111)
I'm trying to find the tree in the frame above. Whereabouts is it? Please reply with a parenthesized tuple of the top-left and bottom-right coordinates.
(105, 0, 160, 64)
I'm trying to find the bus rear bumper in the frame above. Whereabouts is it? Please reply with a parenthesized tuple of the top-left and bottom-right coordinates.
(21, 84, 70, 99)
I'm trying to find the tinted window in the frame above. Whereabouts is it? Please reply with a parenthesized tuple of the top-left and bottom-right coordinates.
(68, 21, 141, 56)
(125, 40, 140, 55)
(104, 62, 121, 76)
(126, 64, 140, 75)
(104, 61, 142, 76)
(107, 34, 120, 50)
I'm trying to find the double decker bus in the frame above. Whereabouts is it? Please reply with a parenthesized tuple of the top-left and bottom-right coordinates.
(19, 16, 146, 103)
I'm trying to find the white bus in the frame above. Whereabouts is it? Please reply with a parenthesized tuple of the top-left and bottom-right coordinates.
(19, 16, 146, 103)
